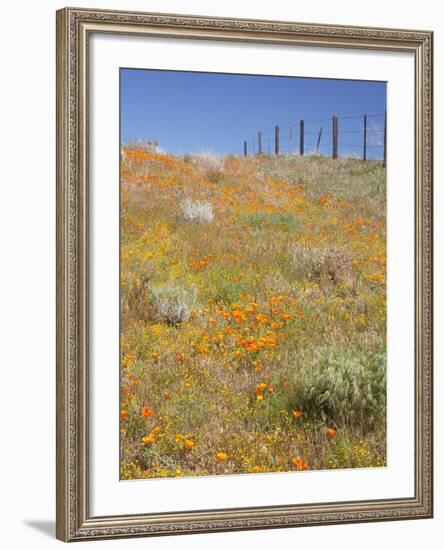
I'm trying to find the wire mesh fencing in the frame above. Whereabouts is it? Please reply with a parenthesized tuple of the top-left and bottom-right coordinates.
(242, 112, 386, 166)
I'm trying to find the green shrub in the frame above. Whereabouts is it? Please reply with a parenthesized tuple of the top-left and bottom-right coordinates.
(288, 347, 386, 430)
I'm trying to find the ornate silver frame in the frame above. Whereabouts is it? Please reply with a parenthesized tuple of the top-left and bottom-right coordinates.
(56, 7, 433, 542)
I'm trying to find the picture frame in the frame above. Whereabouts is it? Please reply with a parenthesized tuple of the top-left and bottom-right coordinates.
(56, 6, 433, 542)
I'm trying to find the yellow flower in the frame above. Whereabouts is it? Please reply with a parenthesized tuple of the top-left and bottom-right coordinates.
(183, 439, 195, 450)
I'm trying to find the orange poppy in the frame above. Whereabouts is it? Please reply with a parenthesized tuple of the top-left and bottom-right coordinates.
(142, 433, 156, 445)
(216, 452, 228, 464)
(326, 428, 337, 439)
(142, 406, 154, 417)
(255, 383, 268, 395)
(292, 458, 308, 471)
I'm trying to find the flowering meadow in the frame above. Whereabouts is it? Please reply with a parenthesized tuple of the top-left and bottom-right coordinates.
(120, 148, 387, 479)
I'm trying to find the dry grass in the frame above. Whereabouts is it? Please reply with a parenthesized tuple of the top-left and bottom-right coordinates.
(119, 149, 387, 479)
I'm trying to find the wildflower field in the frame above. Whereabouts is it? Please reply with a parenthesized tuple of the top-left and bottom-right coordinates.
(120, 148, 387, 479)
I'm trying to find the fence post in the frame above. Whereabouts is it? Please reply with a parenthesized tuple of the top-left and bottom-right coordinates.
(316, 126, 323, 154)
(258, 132, 262, 155)
(332, 116, 338, 159)
(243, 141, 247, 158)
(383, 111, 387, 167)
(275, 125, 280, 155)
(363, 114, 367, 161)
(336, 116, 339, 158)
(300, 120, 304, 156)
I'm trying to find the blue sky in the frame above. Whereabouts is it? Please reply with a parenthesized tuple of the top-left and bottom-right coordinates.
(120, 68, 386, 159)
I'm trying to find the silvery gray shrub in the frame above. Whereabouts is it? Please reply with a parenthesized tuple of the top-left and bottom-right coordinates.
(180, 198, 214, 224)
(150, 285, 196, 326)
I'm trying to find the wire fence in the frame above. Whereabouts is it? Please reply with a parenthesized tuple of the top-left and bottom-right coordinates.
(242, 112, 387, 166)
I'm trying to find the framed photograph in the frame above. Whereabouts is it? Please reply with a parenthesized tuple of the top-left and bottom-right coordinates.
(56, 7, 433, 542)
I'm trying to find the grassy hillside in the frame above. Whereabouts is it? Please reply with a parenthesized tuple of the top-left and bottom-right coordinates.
(119, 150, 387, 479)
